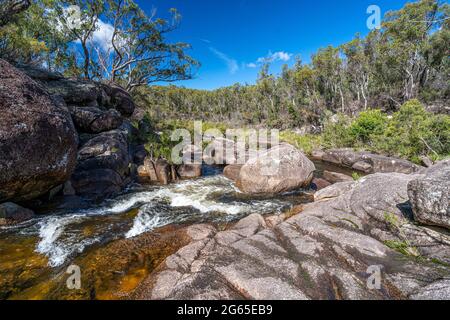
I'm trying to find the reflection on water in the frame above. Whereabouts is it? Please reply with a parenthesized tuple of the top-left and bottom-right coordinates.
(0, 168, 311, 268)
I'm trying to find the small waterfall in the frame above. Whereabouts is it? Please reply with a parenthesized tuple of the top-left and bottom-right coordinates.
(3, 171, 309, 267)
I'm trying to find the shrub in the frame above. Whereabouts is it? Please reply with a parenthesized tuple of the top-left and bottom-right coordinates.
(373, 99, 450, 162)
(348, 110, 387, 144)
(321, 113, 354, 148)
(320, 100, 450, 163)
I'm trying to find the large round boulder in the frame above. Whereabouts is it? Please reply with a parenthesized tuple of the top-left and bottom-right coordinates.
(408, 161, 450, 229)
(0, 59, 78, 202)
(236, 144, 315, 195)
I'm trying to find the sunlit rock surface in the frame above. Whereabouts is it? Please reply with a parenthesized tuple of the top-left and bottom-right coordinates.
(135, 169, 450, 300)
(408, 160, 450, 229)
(236, 144, 315, 195)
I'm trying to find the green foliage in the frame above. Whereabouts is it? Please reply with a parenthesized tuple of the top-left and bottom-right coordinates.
(351, 172, 361, 181)
(348, 110, 387, 144)
(143, 130, 181, 163)
(156, 119, 228, 135)
(139, 119, 231, 163)
(0, 0, 198, 90)
(137, 113, 177, 163)
(279, 131, 321, 155)
(321, 114, 354, 148)
(384, 240, 418, 257)
(383, 212, 421, 257)
(0, 0, 71, 67)
(320, 100, 450, 163)
(374, 99, 450, 162)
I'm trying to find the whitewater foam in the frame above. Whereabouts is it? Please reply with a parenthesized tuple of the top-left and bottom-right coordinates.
(34, 174, 294, 267)
(36, 214, 101, 267)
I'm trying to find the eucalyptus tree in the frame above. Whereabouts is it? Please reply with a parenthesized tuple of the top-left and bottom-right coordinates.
(0, 0, 70, 67)
(312, 46, 346, 113)
(373, 0, 448, 103)
(341, 35, 371, 110)
(54, 0, 105, 79)
(4, 0, 200, 90)
(93, 0, 199, 91)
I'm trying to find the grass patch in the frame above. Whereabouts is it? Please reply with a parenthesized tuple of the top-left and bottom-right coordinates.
(384, 240, 419, 257)
(279, 131, 322, 155)
(352, 172, 362, 181)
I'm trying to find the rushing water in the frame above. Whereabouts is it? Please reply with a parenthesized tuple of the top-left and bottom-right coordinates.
(0, 167, 313, 268)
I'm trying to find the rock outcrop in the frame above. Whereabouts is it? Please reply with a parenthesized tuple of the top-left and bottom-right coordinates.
(133, 166, 450, 300)
(323, 171, 353, 183)
(27, 75, 135, 118)
(408, 161, 450, 229)
(0, 59, 78, 202)
(11, 63, 140, 202)
(71, 107, 123, 134)
(0, 202, 35, 225)
(71, 129, 132, 200)
(138, 156, 203, 184)
(154, 159, 172, 185)
(102, 85, 135, 117)
(315, 148, 421, 174)
(236, 144, 315, 195)
(177, 164, 202, 179)
(311, 178, 332, 191)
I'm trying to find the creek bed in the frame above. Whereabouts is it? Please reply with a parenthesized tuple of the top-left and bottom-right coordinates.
(0, 165, 320, 299)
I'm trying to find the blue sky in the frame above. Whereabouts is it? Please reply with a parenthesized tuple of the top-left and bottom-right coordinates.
(135, 0, 412, 90)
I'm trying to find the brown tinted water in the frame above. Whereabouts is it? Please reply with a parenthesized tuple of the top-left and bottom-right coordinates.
(0, 163, 351, 300)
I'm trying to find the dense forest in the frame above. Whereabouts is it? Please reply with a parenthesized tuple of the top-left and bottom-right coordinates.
(135, 0, 449, 129)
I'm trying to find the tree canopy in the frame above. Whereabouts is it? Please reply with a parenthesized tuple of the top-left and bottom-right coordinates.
(0, 0, 199, 91)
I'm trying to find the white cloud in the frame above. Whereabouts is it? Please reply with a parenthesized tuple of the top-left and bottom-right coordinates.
(209, 47, 239, 74)
(272, 51, 293, 61)
(55, 7, 115, 52)
(91, 19, 115, 51)
(71, 19, 115, 51)
(257, 51, 293, 63)
(246, 62, 257, 68)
